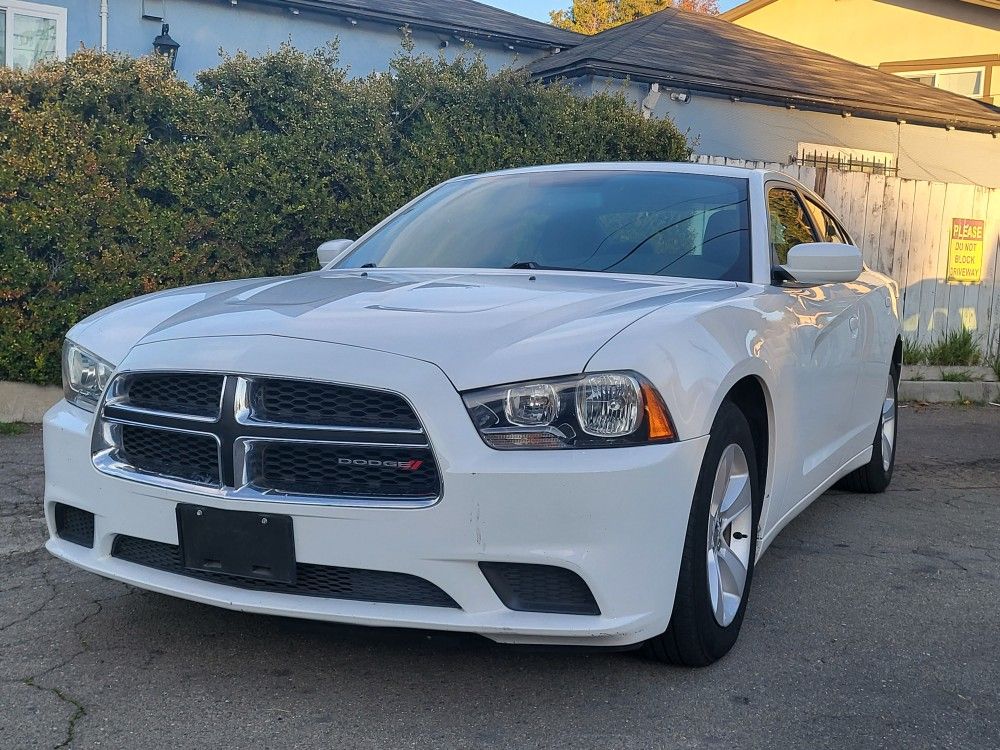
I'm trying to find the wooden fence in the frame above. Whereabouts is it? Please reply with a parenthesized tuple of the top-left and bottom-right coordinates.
(694, 155, 1000, 357)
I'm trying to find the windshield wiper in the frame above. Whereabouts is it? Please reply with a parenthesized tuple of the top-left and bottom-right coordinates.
(508, 261, 594, 272)
(359, 262, 378, 268)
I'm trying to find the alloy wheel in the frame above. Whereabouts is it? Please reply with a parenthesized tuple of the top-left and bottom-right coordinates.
(881, 374, 897, 472)
(706, 444, 753, 627)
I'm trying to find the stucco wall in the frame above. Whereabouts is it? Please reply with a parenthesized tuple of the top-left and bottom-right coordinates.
(63, 0, 545, 80)
(583, 76, 1000, 188)
(727, 0, 1000, 69)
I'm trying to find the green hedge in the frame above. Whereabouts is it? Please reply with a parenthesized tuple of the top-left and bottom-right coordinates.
(0, 43, 691, 385)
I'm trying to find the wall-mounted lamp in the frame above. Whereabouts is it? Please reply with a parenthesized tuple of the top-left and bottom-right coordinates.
(346, 16, 357, 25)
(669, 91, 690, 103)
(439, 39, 449, 49)
(152, 23, 179, 70)
(289, 7, 299, 14)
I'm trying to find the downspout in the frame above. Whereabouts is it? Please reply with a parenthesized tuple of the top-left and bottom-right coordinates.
(641, 83, 661, 119)
(99, 0, 108, 51)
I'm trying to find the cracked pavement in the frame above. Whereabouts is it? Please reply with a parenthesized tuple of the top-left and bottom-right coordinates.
(2, 405, 998, 749)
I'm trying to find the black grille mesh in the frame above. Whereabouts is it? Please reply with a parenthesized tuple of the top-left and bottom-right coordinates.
(54, 503, 95, 548)
(251, 378, 421, 429)
(479, 563, 600, 615)
(112, 535, 458, 608)
(249, 443, 439, 498)
(126, 374, 223, 418)
(119, 425, 220, 485)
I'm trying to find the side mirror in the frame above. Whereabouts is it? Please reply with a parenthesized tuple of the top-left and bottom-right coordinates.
(779, 242, 863, 284)
(317, 239, 354, 267)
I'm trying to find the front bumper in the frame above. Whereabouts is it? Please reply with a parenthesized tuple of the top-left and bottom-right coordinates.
(43, 337, 708, 647)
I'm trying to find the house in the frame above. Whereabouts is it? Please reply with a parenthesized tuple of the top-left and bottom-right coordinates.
(528, 8, 1000, 187)
(5, 0, 999, 185)
(0, 0, 580, 80)
(722, 0, 1000, 105)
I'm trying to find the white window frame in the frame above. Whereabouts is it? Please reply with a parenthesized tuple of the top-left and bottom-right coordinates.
(0, 0, 68, 67)
(897, 66, 986, 97)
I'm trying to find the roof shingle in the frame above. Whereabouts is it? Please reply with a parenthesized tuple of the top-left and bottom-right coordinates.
(529, 8, 1000, 133)
(274, 0, 583, 48)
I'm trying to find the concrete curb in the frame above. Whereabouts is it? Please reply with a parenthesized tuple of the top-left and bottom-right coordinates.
(901, 365, 997, 382)
(899, 380, 1000, 404)
(0, 381, 61, 423)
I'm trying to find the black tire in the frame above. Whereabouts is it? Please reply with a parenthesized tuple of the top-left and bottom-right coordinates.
(643, 400, 762, 667)
(835, 365, 898, 494)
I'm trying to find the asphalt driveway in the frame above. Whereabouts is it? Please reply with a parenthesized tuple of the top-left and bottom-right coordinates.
(2, 405, 998, 749)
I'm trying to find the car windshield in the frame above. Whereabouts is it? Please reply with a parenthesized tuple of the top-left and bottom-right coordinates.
(337, 170, 752, 281)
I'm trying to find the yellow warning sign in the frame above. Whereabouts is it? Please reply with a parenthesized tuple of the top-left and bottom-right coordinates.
(947, 218, 984, 284)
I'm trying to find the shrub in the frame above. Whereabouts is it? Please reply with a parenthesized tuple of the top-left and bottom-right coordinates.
(0, 45, 691, 385)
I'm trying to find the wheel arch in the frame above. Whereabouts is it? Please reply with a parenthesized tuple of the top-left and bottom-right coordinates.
(722, 375, 771, 511)
(714, 373, 775, 546)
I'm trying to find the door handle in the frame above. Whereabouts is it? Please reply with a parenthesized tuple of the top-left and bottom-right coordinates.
(849, 315, 860, 338)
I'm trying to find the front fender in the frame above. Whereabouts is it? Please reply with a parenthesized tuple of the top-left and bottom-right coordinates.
(585, 289, 778, 441)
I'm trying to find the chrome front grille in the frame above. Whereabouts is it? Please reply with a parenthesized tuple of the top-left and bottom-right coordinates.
(246, 442, 440, 498)
(124, 373, 224, 419)
(93, 373, 439, 506)
(119, 423, 221, 485)
(250, 378, 422, 429)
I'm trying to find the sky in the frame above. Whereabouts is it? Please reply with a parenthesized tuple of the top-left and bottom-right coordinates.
(481, 0, 744, 22)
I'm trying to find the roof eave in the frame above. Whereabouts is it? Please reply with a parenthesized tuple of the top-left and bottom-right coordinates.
(531, 61, 1000, 135)
(719, 0, 781, 21)
(241, 0, 582, 50)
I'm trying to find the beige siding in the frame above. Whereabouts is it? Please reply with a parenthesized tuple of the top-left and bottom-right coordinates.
(727, 0, 1000, 70)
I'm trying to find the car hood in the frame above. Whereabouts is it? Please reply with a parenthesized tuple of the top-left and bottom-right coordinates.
(71, 269, 734, 390)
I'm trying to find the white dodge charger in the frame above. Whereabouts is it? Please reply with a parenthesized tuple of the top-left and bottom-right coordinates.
(44, 163, 901, 665)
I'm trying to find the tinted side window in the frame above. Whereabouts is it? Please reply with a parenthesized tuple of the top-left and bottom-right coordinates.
(804, 198, 848, 244)
(767, 188, 817, 264)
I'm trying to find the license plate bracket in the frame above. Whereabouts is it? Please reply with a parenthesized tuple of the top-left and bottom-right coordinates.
(177, 504, 296, 584)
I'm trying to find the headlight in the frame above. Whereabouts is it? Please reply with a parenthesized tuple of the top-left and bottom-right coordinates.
(462, 372, 675, 450)
(62, 340, 115, 412)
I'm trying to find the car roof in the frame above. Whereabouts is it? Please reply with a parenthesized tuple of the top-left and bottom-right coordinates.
(456, 161, 765, 181)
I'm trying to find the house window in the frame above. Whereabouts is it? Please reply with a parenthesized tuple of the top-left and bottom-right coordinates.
(0, 0, 67, 68)
(898, 68, 985, 98)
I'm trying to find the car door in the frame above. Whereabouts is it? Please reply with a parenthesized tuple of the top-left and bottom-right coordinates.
(763, 183, 864, 518)
(801, 194, 886, 453)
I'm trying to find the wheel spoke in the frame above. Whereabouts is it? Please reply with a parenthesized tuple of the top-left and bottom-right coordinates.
(717, 545, 747, 601)
(710, 447, 733, 514)
(719, 474, 751, 528)
(707, 550, 726, 624)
